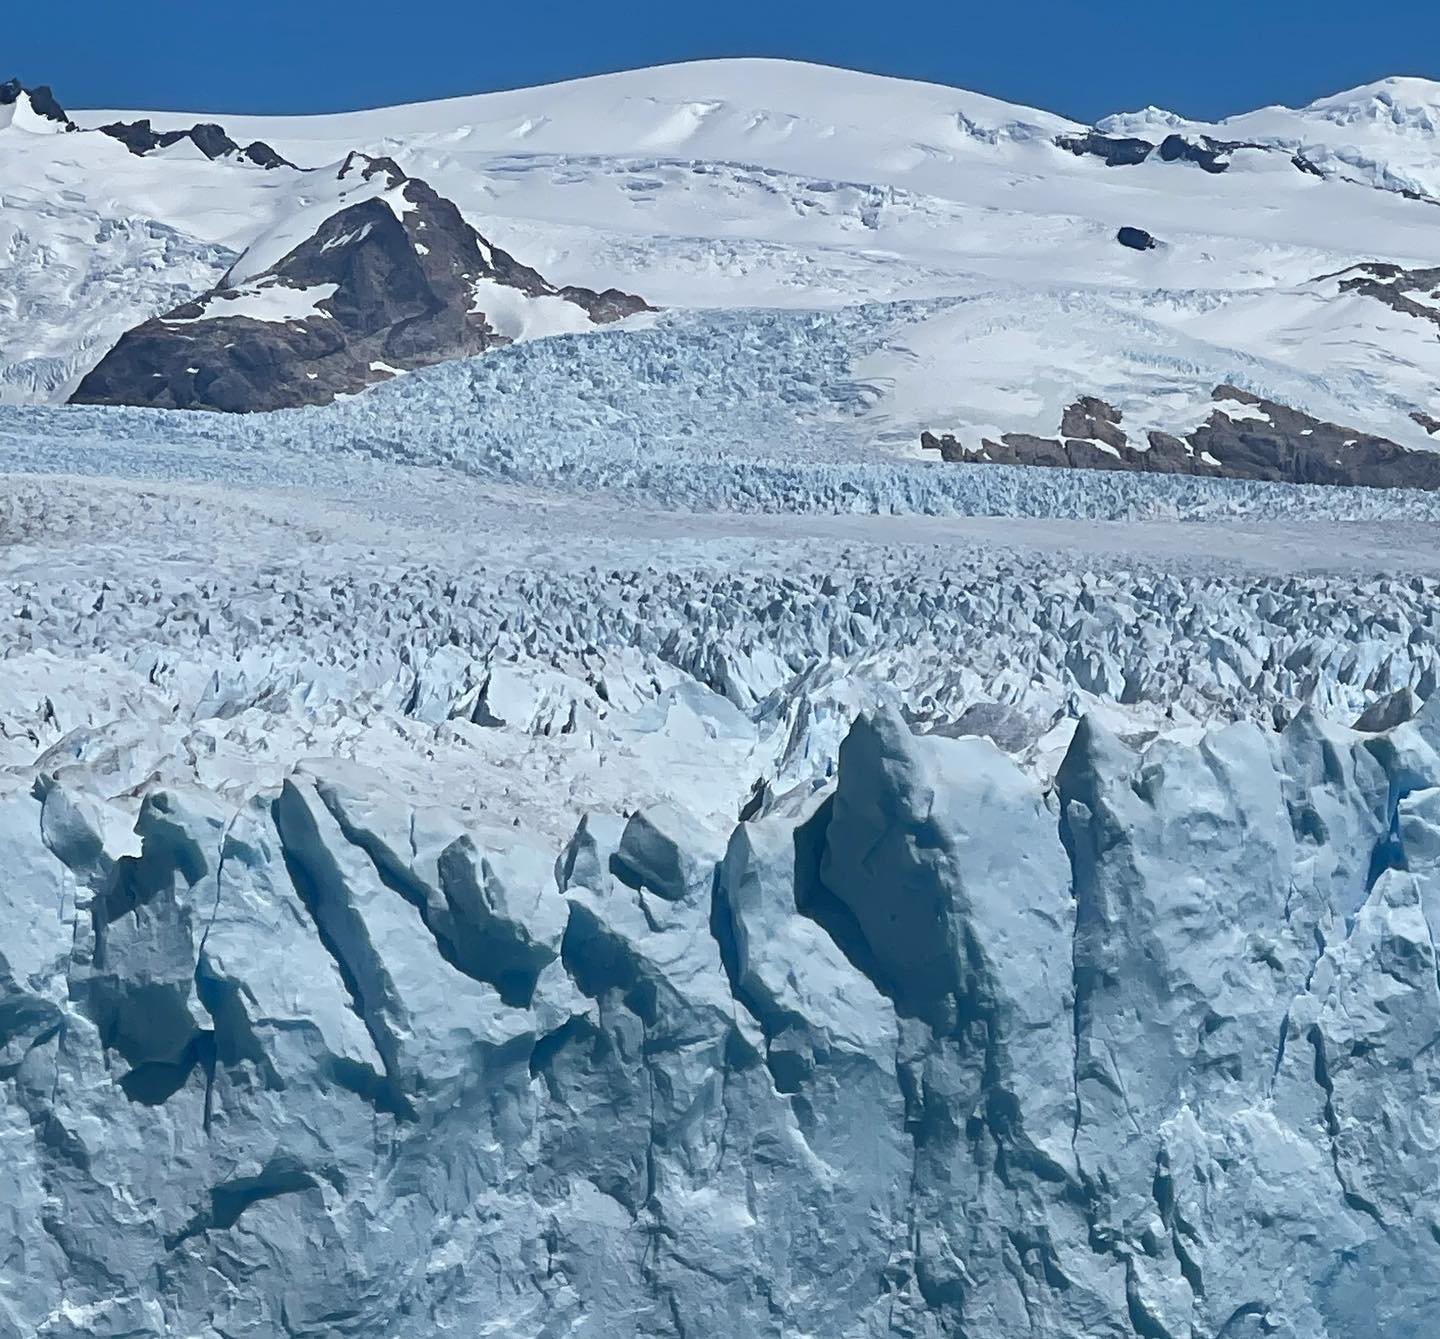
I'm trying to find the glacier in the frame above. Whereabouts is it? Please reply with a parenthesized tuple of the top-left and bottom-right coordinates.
(4, 473, 1440, 1336)
(3, 53, 1440, 1339)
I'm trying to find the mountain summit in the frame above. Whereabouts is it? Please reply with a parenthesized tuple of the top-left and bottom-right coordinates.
(71, 155, 649, 411)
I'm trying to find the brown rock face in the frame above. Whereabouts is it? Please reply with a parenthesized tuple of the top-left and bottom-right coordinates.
(923, 386, 1440, 491)
(71, 164, 650, 413)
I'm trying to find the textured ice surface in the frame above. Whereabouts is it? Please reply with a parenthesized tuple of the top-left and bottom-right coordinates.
(3, 459, 1440, 1336)
(5, 56, 1440, 1339)
(8, 304, 1440, 526)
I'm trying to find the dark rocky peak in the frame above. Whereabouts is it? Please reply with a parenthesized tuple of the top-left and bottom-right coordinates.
(97, 117, 295, 169)
(188, 122, 240, 158)
(241, 140, 291, 170)
(337, 151, 407, 187)
(0, 77, 77, 130)
(1055, 130, 1155, 166)
(351, 173, 650, 327)
(71, 165, 650, 413)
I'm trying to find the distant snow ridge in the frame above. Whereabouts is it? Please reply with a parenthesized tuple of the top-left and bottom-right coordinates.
(1102, 75, 1440, 201)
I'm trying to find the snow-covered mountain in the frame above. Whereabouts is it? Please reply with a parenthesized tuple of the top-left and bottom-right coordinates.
(5, 58, 1440, 1339)
(1102, 76, 1440, 200)
(71, 153, 648, 411)
(1, 59, 1436, 449)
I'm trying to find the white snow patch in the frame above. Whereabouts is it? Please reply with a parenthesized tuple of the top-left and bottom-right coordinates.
(0, 92, 67, 136)
(383, 184, 419, 220)
(164, 281, 339, 326)
(1403, 288, 1440, 312)
(469, 279, 595, 341)
(1214, 398, 1272, 424)
(320, 222, 375, 251)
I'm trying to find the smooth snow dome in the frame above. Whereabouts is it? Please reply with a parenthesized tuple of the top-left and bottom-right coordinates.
(4, 54, 1440, 1339)
(81, 59, 1081, 169)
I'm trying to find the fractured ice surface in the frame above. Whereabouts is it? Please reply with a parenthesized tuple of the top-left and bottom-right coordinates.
(6, 684, 1440, 1337)
(3, 484, 1440, 1336)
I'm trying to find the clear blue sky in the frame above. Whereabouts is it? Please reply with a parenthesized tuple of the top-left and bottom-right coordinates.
(11, 0, 1440, 123)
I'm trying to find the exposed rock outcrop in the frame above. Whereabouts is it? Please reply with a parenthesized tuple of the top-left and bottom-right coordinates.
(925, 386, 1440, 490)
(1056, 129, 1156, 166)
(1157, 131, 1267, 173)
(0, 77, 76, 131)
(1117, 224, 1160, 250)
(1059, 393, 1128, 448)
(1328, 260, 1440, 330)
(96, 117, 294, 169)
(71, 159, 651, 412)
(1057, 124, 1338, 185)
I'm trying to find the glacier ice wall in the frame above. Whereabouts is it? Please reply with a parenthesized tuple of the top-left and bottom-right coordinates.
(4, 691, 1440, 1338)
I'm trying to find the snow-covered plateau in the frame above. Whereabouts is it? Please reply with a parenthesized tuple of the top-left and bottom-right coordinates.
(1, 58, 1440, 1339)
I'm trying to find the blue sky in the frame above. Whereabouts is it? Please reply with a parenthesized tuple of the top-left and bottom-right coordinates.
(11, 0, 1440, 121)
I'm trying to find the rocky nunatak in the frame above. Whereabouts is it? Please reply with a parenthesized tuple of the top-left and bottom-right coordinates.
(0, 77, 77, 130)
(71, 155, 651, 413)
(95, 117, 294, 169)
(924, 386, 1440, 490)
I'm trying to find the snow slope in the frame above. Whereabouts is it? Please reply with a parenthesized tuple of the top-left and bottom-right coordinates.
(3, 59, 1431, 451)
